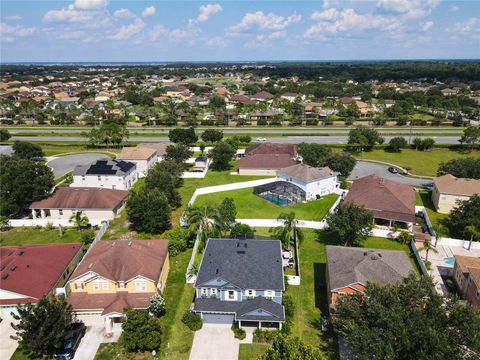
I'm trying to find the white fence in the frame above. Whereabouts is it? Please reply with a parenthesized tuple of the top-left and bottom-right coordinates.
(236, 218, 326, 229)
(435, 237, 480, 250)
(8, 218, 107, 227)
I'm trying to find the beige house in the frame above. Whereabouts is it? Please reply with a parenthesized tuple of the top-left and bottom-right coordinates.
(432, 174, 480, 213)
(116, 146, 158, 176)
(67, 240, 169, 332)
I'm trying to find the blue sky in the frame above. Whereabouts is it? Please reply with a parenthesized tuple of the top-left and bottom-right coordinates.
(1, 0, 479, 62)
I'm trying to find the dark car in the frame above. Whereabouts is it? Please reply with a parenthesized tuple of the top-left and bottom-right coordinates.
(388, 166, 398, 174)
(54, 322, 86, 360)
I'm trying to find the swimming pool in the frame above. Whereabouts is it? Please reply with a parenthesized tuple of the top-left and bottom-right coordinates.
(443, 257, 455, 266)
(261, 193, 290, 206)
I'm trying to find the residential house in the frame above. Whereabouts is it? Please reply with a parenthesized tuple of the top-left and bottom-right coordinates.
(453, 255, 480, 307)
(194, 239, 285, 329)
(0, 244, 83, 317)
(326, 246, 414, 311)
(116, 146, 158, 177)
(431, 174, 480, 214)
(441, 88, 458, 96)
(67, 240, 169, 331)
(276, 164, 339, 200)
(250, 91, 274, 102)
(238, 143, 298, 176)
(280, 92, 306, 102)
(29, 187, 128, 225)
(139, 142, 170, 161)
(344, 175, 416, 229)
(71, 158, 138, 190)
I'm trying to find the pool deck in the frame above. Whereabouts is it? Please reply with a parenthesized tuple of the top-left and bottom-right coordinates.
(420, 244, 480, 295)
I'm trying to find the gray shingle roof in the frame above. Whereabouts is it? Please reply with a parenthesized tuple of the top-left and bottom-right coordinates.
(326, 245, 414, 291)
(195, 239, 284, 291)
(73, 158, 135, 176)
(194, 297, 285, 322)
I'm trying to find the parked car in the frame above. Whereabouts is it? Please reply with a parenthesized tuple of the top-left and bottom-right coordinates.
(388, 166, 398, 174)
(256, 137, 267, 142)
(54, 322, 86, 360)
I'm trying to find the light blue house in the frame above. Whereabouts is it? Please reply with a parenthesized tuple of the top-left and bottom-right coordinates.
(193, 238, 285, 329)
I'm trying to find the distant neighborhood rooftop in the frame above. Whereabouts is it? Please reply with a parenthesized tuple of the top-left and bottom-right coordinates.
(245, 143, 297, 157)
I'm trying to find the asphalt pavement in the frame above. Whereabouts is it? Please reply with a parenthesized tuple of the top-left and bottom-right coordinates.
(349, 161, 431, 186)
(47, 153, 108, 178)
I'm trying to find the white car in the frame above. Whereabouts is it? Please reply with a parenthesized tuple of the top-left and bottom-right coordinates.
(256, 137, 267, 142)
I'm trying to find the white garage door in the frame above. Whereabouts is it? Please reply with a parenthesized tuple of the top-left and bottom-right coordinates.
(202, 313, 234, 324)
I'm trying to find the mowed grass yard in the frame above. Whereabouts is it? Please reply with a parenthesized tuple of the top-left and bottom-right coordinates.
(357, 148, 480, 177)
(253, 228, 417, 358)
(238, 343, 269, 360)
(195, 190, 339, 221)
(415, 190, 450, 235)
(0, 227, 83, 246)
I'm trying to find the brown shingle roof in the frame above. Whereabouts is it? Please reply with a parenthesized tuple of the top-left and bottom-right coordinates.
(344, 175, 415, 223)
(434, 174, 480, 196)
(68, 292, 154, 314)
(245, 143, 297, 157)
(29, 187, 128, 210)
(239, 154, 297, 170)
(139, 142, 170, 157)
(117, 146, 157, 160)
(71, 240, 168, 282)
(455, 255, 480, 286)
(279, 164, 337, 182)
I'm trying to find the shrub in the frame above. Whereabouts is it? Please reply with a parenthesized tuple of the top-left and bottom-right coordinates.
(253, 328, 280, 343)
(148, 294, 166, 318)
(163, 226, 190, 256)
(44, 222, 54, 231)
(182, 312, 203, 331)
(257, 119, 267, 126)
(282, 295, 295, 320)
(80, 229, 95, 244)
(231, 323, 246, 340)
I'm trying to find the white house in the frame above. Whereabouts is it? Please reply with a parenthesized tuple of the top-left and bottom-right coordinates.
(116, 146, 158, 177)
(277, 163, 339, 200)
(71, 158, 138, 190)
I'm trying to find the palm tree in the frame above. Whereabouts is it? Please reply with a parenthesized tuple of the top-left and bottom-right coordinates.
(419, 240, 438, 262)
(184, 205, 223, 251)
(188, 263, 199, 278)
(274, 212, 304, 250)
(69, 211, 89, 231)
(466, 225, 480, 251)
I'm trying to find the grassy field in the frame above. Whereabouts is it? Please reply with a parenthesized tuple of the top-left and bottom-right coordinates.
(194, 190, 339, 220)
(415, 190, 449, 234)
(357, 148, 480, 177)
(238, 343, 269, 360)
(0, 227, 83, 246)
(252, 228, 416, 358)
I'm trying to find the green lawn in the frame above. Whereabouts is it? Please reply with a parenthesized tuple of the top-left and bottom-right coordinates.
(238, 343, 269, 360)
(357, 148, 479, 177)
(252, 228, 416, 358)
(0, 227, 83, 247)
(195, 190, 339, 221)
(415, 190, 450, 235)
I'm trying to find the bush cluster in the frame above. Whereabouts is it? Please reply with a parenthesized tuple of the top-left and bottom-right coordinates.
(182, 312, 203, 331)
(231, 324, 246, 340)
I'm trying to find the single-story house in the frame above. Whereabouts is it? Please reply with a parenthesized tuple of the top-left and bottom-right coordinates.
(29, 187, 128, 224)
(67, 240, 169, 332)
(344, 175, 416, 229)
(0, 244, 83, 317)
(326, 246, 414, 311)
(238, 143, 299, 176)
(453, 255, 480, 307)
(431, 174, 480, 214)
(194, 239, 285, 329)
(116, 146, 158, 176)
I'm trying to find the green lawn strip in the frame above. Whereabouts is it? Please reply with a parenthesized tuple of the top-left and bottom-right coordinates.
(94, 343, 139, 360)
(238, 344, 269, 360)
(356, 148, 479, 177)
(0, 228, 82, 247)
(415, 190, 449, 234)
(194, 189, 338, 220)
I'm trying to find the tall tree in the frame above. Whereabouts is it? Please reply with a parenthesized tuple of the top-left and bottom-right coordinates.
(121, 309, 162, 352)
(145, 160, 183, 208)
(0, 129, 11, 142)
(418, 240, 438, 262)
(326, 202, 373, 246)
(347, 127, 384, 152)
(69, 211, 89, 231)
(209, 143, 235, 171)
(437, 157, 480, 179)
(260, 335, 326, 360)
(184, 205, 223, 250)
(126, 187, 171, 234)
(218, 197, 237, 230)
(447, 195, 480, 239)
(335, 274, 480, 360)
(12, 141, 43, 160)
(164, 144, 193, 165)
(11, 295, 73, 358)
(460, 126, 480, 150)
(168, 127, 198, 145)
(201, 129, 224, 143)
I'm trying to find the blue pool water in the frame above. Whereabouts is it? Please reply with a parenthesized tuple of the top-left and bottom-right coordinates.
(262, 193, 290, 206)
(443, 257, 455, 266)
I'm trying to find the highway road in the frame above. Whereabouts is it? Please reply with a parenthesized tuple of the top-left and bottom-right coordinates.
(10, 135, 463, 144)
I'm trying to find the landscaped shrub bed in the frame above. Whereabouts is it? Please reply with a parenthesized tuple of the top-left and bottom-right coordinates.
(181, 312, 203, 331)
(231, 323, 246, 340)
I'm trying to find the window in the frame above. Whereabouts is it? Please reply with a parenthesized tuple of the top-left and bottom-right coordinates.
(135, 281, 147, 291)
(97, 176, 101, 181)
(92, 282, 100, 291)
(201, 288, 208, 296)
(119, 282, 125, 289)
(265, 290, 275, 297)
(112, 185, 116, 190)
(228, 291, 235, 300)
(246, 289, 255, 297)
(211, 288, 217, 296)
(102, 282, 109, 291)
(59, 209, 63, 215)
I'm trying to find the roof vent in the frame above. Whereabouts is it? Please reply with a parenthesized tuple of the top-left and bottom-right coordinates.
(128, 241, 132, 247)
(17, 250, 25, 256)
(10, 266, 17, 271)
(370, 255, 378, 260)
(363, 252, 368, 256)
(378, 253, 382, 258)
(237, 250, 246, 254)
(236, 242, 240, 248)
(2, 274, 8, 280)
(244, 243, 247, 248)
(215, 269, 219, 275)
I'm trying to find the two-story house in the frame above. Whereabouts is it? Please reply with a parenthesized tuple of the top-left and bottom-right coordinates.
(194, 238, 285, 329)
(453, 255, 480, 307)
(116, 146, 158, 177)
(67, 240, 169, 332)
(70, 158, 138, 190)
(431, 174, 480, 214)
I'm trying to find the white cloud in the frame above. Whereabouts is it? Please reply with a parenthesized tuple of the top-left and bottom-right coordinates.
(0, 22, 36, 42)
(450, 5, 459, 12)
(114, 8, 135, 19)
(142, 6, 156, 18)
(306, 8, 401, 39)
(205, 36, 227, 47)
(43, 0, 109, 24)
(148, 24, 166, 41)
(197, 4, 222, 22)
(72, 0, 107, 10)
(6, 15, 22, 21)
(110, 19, 145, 40)
(376, 0, 439, 19)
(230, 11, 301, 32)
(421, 21, 433, 31)
(446, 17, 480, 36)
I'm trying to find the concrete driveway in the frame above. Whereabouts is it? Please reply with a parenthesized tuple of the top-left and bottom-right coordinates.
(0, 318, 18, 360)
(73, 323, 121, 360)
(349, 161, 432, 187)
(47, 153, 108, 179)
(190, 324, 241, 360)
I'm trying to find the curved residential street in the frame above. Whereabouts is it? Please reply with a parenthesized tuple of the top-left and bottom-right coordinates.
(47, 153, 109, 179)
(349, 161, 432, 186)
